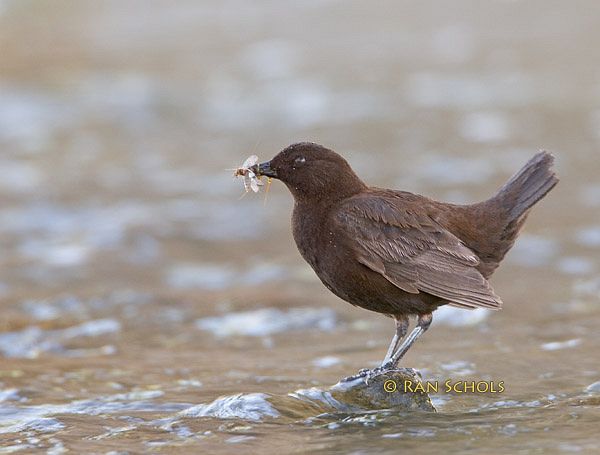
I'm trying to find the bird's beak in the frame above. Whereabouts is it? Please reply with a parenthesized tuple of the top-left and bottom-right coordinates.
(255, 161, 278, 179)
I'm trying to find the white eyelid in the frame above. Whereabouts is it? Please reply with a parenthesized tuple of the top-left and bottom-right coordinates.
(295, 157, 306, 164)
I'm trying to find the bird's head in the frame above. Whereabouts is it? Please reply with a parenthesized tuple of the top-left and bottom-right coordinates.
(255, 142, 366, 203)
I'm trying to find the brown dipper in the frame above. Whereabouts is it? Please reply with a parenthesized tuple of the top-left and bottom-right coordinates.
(254, 143, 558, 379)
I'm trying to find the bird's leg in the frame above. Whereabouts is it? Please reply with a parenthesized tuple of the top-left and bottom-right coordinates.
(340, 315, 410, 383)
(382, 315, 409, 365)
(381, 312, 433, 371)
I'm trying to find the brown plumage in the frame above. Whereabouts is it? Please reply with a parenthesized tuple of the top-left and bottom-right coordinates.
(255, 142, 558, 378)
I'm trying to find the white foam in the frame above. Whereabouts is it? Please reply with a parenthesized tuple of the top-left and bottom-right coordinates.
(196, 307, 337, 337)
(312, 356, 342, 368)
(180, 393, 279, 421)
(0, 319, 121, 358)
(541, 338, 581, 351)
(433, 306, 489, 327)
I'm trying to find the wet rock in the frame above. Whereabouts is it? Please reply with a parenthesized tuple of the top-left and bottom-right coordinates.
(329, 368, 435, 412)
(179, 369, 435, 425)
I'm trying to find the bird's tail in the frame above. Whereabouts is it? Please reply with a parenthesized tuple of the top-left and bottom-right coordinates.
(451, 152, 558, 278)
(491, 151, 559, 224)
(483, 151, 558, 267)
(463, 151, 559, 277)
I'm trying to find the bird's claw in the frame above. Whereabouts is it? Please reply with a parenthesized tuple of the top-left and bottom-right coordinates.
(340, 368, 370, 383)
(341, 364, 395, 385)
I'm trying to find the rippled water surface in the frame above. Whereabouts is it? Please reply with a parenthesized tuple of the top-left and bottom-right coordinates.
(1, 1, 599, 453)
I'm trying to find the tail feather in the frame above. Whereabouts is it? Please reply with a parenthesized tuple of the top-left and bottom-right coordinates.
(493, 151, 559, 223)
(464, 151, 559, 277)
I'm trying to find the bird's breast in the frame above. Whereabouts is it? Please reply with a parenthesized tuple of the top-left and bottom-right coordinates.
(292, 206, 340, 272)
(292, 205, 325, 268)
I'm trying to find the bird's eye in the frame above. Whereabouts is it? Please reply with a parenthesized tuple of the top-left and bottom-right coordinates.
(294, 156, 306, 165)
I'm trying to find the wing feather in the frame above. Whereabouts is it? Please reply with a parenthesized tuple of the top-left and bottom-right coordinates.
(334, 193, 502, 310)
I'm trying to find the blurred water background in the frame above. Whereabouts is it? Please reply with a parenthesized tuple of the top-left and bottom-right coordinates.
(1, 1, 599, 453)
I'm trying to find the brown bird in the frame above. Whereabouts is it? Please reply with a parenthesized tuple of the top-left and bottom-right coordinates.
(254, 142, 558, 379)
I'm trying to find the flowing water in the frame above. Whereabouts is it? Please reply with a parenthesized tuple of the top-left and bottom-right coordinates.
(1, 1, 599, 453)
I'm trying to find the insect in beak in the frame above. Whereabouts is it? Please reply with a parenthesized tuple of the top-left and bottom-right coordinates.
(230, 155, 264, 195)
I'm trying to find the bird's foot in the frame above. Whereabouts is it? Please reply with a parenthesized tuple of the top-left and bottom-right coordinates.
(378, 360, 395, 372)
(341, 368, 371, 383)
(362, 364, 395, 385)
(341, 363, 397, 385)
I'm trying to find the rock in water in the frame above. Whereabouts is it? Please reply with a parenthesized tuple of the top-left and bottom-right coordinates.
(329, 368, 435, 412)
(182, 369, 435, 424)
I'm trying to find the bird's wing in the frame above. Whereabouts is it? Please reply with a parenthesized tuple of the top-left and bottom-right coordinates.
(333, 193, 502, 310)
